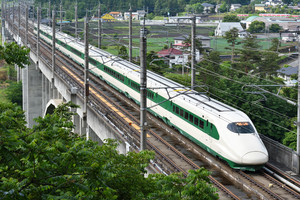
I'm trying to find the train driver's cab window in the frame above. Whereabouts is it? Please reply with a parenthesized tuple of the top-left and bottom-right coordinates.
(227, 122, 255, 134)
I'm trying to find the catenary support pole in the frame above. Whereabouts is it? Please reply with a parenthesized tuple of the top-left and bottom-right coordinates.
(98, 2, 101, 48)
(60, 1, 62, 32)
(52, 9, 56, 86)
(37, 6, 40, 58)
(12, 2, 14, 33)
(140, 17, 147, 150)
(25, 4, 28, 46)
(83, 16, 89, 133)
(129, 5, 132, 62)
(191, 15, 196, 89)
(75, 1, 78, 38)
(297, 34, 300, 173)
(1, 2, 5, 46)
(48, 0, 51, 27)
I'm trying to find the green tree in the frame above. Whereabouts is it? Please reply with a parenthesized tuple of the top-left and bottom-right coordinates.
(224, 28, 241, 62)
(198, 51, 222, 86)
(269, 24, 282, 33)
(0, 42, 30, 68)
(237, 35, 261, 73)
(223, 14, 240, 22)
(257, 51, 280, 77)
(269, 38, 280, 52)
(118, 45, 128, 60)
(219, 2, 228, 13)
(248, 21, 265, 33)
(5, 81, 22, 106)
(0, 102, 218, 199)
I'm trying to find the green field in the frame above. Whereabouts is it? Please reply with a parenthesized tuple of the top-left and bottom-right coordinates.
(66, 22, 289, 56)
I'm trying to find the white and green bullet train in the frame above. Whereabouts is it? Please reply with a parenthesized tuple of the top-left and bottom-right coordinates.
(36, 24, 268, 171)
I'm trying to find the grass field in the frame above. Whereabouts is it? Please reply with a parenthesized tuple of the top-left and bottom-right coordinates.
(66, 22, 289, 56)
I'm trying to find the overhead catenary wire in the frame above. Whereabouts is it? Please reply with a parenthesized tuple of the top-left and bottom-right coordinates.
(30, 2, 296, 136)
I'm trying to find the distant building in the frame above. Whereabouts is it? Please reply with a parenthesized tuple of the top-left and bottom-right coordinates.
(281, 32, 297, 42)
(230, 4, 242, 12)
(215, 22, 244, 36)
(173, 35, 211, 51)
(168, 16, 202, 24)
(124, 10, 146, 20)
(277, 66, 297, 83)
(108, 12, 123, 20)
(242, 15, 300, 30)
(124, 12, 139, 20)
(101, 14, 115, 22)
(238, 30, 250, 38)
(263, 0, 284, 7)
(255, 4, 266, 12)
(157, 48, 186, 67)
(202, 3, 215, 14)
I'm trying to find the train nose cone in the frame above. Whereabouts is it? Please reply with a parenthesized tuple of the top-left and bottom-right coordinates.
(242, 151, 268, 165)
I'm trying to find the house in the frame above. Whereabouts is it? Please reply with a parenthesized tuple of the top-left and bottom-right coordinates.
(230, 4, 242, 11)
(157, 48, 186, 67)
(215, 4, 222, 13)
(215, 22, 244, 36)
(281, 32, 298, 42)
(202, 3, 214, 14)
(108, 12, 123, 20)
(124, 12, 139, 20)
(255, 4, 266, 12)
(168, 16, 202, 24)
(137, 10, 147, 19)
(277, 66, 297, 83)
(264, 0, 284, 7)
(238, 30, 250, 38)
(173, 35, 211, 51)
(123, 10, 146, 20)
(101, 14, 115, 22)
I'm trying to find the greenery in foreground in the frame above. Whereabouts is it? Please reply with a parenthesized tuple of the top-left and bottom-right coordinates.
(0, 102, 218, 199)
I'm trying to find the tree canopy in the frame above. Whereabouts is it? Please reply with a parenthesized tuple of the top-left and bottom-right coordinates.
(0, 102, 219, 199)
(247, 21, 265, 33)
(222, 15, 240, 22)
(0, 42, 30, 68)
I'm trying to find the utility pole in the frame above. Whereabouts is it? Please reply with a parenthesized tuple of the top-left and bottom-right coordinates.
(129, 5, 132, 62)
(37, 5, 40, 58)
(52, 8, 56, 86)
(98, 2, 101, 48)
(60, 1, 62, 32)
(191, 15, 196, 89)
(83, 16, 89, 134)
(140, 16, 147, 150)
(75, 1, 78, 38)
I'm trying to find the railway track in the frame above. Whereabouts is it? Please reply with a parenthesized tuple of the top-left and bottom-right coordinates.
(6, 13, 300, 199)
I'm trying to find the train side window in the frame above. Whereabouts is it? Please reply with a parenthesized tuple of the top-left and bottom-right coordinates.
(194, 118, 198, 126)
(199, 120, 204, 129)
(184, 112, 188, 120)
(180, 109, 183, 117)
(189, 115, 193, 123)
(175, 107, 179, 115)
(173, 106, 175, 112)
